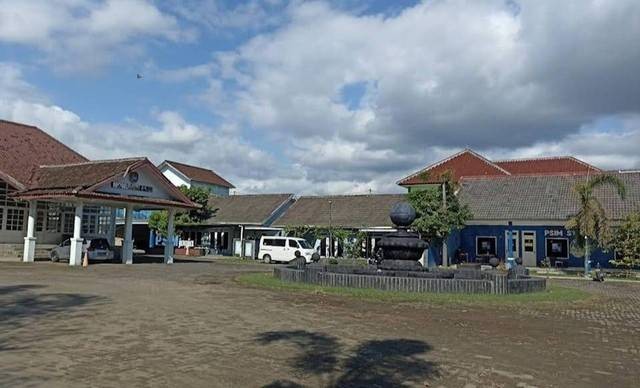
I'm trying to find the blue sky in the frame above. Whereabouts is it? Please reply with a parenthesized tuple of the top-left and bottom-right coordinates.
(1, 0, 639, 194)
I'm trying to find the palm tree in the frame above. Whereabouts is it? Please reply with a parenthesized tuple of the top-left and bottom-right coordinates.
(566, 174, 626, 276)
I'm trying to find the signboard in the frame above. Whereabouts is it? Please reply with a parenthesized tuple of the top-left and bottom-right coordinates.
(544, 229, 574, 238)
(97, 167, 173, 200)
(179, 240, 195, 248)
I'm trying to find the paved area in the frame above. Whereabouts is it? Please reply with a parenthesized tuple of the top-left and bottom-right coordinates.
(1, 260, 639, 387)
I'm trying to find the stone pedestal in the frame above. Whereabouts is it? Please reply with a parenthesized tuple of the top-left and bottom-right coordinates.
(23, 237, 36, 262)
(69, 238, 84, 266)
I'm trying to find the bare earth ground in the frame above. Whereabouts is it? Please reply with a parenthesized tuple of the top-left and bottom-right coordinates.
(1, 259, 639, 388)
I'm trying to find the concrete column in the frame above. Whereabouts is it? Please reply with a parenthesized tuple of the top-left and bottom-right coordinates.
(23, 200, 37, 262)
(164, 208, 176, 264)
(69, 203, 84, 266)
(122, 205, 134, 264)
(108, 207, 117, 248)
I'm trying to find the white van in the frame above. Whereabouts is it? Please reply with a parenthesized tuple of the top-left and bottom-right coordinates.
(259, 236, 316, 264)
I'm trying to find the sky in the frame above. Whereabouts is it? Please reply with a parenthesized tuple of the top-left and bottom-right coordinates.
(1, 0, 639, 195)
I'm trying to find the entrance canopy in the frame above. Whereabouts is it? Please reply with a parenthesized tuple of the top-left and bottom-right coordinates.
(15, 157, 198, 210)
(13, 157, 199, 266)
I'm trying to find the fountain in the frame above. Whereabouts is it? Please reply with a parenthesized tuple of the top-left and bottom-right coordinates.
(376, 202, 428, 270)
(273, 202, 546, 295)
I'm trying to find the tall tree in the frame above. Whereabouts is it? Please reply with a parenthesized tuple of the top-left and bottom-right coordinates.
(408, 173, 472, 255)
(148, 185, 213, 237)
(565, 174, 626, 275)
(610, 212, 640, 276)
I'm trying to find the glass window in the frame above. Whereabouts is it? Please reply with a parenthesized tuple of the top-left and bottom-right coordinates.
(546, 238, 568, 259)
(263, 238, 273, 246)
(0, 207, 3, 230)
(476, 237, 497, 256)
(63, 214, 74, 234)
(288, 240, 299, 248)
(273, 239, 286, 247)
(5, 208, 25, 231)
(47, 205, 61, 233)
(298, 240, 312, 249)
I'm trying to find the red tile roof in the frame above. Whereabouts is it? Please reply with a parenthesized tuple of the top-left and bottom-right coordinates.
(494, 156, 601, 175)
(0, 119, 87, 189)
(398, 149, 601, 186)
(398, 149, 509, 185)
(162, 160, 235, 188)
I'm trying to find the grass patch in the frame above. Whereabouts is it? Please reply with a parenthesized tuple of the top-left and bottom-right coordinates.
(211, 258, 264, 265)
(236, 272, 591, 306)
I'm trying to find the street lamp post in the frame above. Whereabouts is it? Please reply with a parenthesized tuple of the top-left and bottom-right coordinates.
(328, 200, 333, 258)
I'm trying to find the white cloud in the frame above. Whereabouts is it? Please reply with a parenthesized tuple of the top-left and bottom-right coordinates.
(0, 0, 190, 73)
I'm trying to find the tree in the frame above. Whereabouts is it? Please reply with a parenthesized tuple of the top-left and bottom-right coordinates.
(610, 212, 640, 276)
(407, 173, 472, 248)
(565, 174, 626, 275)
(148, 185, 213, 237)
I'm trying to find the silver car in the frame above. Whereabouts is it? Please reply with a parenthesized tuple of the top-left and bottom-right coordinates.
(50, 238, 115, 262)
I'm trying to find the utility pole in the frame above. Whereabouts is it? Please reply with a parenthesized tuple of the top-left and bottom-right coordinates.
(584, 236, 590, 277)
(442, 182, 448, 267)
(328, 200, 333, 258)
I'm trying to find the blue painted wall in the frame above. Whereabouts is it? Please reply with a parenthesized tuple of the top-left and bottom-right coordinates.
(458, 224, 614, 268)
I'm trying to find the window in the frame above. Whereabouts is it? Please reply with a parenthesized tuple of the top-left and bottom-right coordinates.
(36, 203, 47, 232)
(47, 205, 61, 233)
(273, 239, 286, 247)
(5, 208, 25, 231)
(63, 214, 74, 234)
(0, 181, 26, 207)
(288, 240, 299, 248)
(476, 236, 497, 256)
(263, 238, 274, 246)
(546, 238, 568, 259)
(0, 208, 3, 230)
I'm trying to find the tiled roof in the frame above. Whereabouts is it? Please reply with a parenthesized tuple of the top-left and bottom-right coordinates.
(274, 194, 407, 229)
(397, 149, 509, 185)
(458, 172, 640, 221)
(494, 156, 600, 175)
(207, 194, 294, 225)
(28, 158, 146, 190)
(398, 149, 602, 186)
(0, 119, 87, 189)
(162, 160, 235, 188)
(16, 158, 198, 209)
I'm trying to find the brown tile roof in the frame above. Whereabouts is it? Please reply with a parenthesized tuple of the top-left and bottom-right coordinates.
(0, 119, 87, 189)
(28, 157, 146, 190)
(459, 172, 640, 221)
(398, 149, 509, 185)
(494, 156, 601, 175)
(206, 194, 294, 225)
(274, 194, 407, 229)
(162, 160, 235, 188)
(16, 158, 198, 209)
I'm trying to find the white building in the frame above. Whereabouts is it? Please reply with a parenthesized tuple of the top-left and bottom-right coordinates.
(158, 160, 234, 196)
(0, 119, 197, 264)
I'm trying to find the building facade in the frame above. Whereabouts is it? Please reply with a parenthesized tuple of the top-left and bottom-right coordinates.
(158, 160, 234, 196)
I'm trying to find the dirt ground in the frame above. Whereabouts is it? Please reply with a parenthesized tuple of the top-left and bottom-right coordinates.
(1, 259, 639, 388)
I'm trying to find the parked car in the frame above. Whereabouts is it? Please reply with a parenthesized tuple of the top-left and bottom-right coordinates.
(50, 238, 115, 263)
(258, 236, 317, 264)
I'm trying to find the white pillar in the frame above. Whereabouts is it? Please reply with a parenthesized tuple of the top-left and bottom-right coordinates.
(69, 203, 84, 266)
(23, 200, 37, 262)
(164, 208, 176, 264)
(123, 205, 134, 264)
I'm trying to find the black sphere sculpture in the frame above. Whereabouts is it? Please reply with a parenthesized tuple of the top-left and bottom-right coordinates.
(376, 202, 428, 270)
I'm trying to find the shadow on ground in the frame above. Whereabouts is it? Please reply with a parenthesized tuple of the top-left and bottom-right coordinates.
(256, 330, 438, 387)
(0, 284, 107, 385)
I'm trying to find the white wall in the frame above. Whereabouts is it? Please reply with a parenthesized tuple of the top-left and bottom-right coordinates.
(160, 166, 191, 188)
